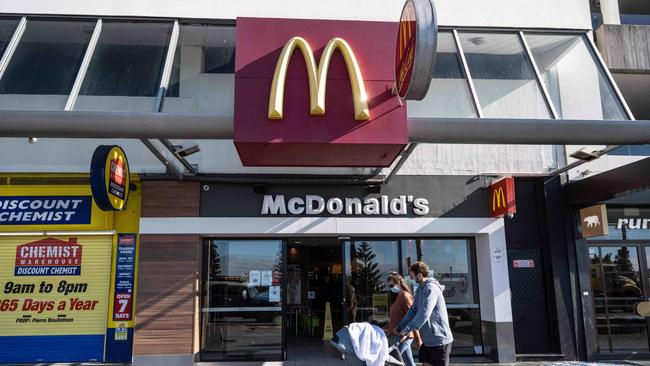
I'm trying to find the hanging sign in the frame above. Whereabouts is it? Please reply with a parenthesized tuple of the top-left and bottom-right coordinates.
(395, 0, 437, 100)
(489, 177, 516, 218)
(579, 204, 609, 238)
(90, 145, 130, 211)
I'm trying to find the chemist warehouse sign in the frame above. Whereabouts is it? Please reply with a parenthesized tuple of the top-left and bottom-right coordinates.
(0, 235, 111, 358)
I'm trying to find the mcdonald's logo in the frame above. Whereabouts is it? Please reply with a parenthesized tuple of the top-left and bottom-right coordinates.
(489, 177, 516, 218)
(268, 36, 370, 121)
(492, 187, 506, 211)
(234, 17, 407, 167)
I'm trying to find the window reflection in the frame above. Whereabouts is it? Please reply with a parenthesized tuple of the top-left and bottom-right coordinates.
(401, 239, 482, 355)
(163, 24, 235, 113)
(0, 19, 94, 110)
(201, 240, 283, 361)
(525, 33, 628, 120)
(0, 18, 18, 57)
(459, 31, 551, 119)
(407, 31, 477, 118)
(589, 246, 648, 353)
(345, 240, 399, 324)
(74, 21, 172, 112)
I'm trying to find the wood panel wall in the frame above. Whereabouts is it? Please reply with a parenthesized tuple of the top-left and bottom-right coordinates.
(133, 234, 201, 355)
(141, 181, 200, 217)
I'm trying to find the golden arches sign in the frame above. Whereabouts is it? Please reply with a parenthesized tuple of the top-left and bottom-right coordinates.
(268, 36, 370, 121)
(492, 187, 506, 211)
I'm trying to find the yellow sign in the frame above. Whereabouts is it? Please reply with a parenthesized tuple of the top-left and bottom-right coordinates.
(268, 36, 370, 121)
(372, 293, 389, 320)
(0, 235, 111, 336)
(90, 145, 130, 211)
(492, 187, 505, 211)
(322, 301, 334, 340)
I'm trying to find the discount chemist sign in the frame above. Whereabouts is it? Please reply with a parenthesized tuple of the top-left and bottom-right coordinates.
(0, 235, 111, 336)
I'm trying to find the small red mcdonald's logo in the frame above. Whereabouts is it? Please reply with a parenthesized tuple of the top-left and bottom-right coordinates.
(489, 177, 516, 218)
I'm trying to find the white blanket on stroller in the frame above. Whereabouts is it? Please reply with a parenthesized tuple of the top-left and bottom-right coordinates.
(347, 322, 388, 366)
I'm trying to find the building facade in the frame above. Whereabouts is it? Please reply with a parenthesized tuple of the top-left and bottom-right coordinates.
(0, 0, 647, 365)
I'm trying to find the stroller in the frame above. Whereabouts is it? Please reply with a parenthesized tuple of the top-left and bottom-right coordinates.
(330, 325, 405, 366)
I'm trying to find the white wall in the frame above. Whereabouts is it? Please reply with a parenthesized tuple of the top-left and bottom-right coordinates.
(2, 0, 592, 29)
(0, 0, 591, 175)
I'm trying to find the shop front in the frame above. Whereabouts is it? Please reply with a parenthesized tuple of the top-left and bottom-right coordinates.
(579, 206, 650, 357)
(0, 174, 141, 364)
(138, 175, 517, 364)
(198, 237, 481, 361)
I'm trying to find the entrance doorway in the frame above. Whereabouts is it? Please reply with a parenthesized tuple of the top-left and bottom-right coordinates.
(285, 238, 344, 362)
(588, 244, 650, 354)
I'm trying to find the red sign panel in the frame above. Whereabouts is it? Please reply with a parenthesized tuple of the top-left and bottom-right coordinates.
(396, 1, 417, 99)
(14, 237, 82, 276)
(489, 177, 516, 218)
(113, 292, 133, 321)
(233, 17, 407, 167)
(512, 259, 535, 268)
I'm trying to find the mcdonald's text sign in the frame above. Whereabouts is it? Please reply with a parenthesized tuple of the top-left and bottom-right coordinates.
(489, 177, 516, 218)
(233, 18, 407, 167)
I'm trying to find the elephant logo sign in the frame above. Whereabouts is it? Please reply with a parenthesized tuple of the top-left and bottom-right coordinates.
(584, 215, 601, 228)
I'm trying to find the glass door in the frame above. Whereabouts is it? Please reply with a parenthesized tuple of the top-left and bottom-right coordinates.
(200, 240, 284, 361)
(589, 245, 648, 353)
(344, 240, 400, 325)
(401, 239, 483, 355)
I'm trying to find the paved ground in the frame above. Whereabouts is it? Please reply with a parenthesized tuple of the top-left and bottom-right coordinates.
(4, 362, 650, 366)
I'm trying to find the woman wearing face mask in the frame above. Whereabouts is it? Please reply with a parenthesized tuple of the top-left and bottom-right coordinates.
(384, 272, 420, 366)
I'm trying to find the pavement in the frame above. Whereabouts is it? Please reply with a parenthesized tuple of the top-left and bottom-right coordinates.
(4, 362, 650, 366)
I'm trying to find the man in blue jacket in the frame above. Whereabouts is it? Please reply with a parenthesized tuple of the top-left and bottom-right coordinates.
(394, 262, 453, 366)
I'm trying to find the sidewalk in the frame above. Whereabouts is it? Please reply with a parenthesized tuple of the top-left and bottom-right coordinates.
(453, 362, 650, 366)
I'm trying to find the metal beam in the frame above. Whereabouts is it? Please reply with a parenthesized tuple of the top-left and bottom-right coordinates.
(407, 117, 650, 145)
(1, 111, 650, 145)
(0, 110, 232, 139)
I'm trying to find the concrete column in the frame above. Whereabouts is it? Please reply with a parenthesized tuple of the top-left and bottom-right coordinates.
(475, 223, 516, 363)
(601, 0, 621, 25)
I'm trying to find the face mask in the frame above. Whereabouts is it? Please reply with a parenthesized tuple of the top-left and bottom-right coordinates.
(389, 286, 401, 294)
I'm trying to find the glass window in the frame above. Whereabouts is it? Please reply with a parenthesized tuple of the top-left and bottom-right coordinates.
(610, 145, 650, 157)
(407, 31, 477, 118)
(163, 24, 235, 113)
(620, 14, 650, 25)
(345, 240, 399, 324)
(589, 246, 648, 353)
(0, 18, 19, 59)
(525, 33, 628, 120)
(401, 239, 482, 356)
(0, 19, 94, 110)
(74, 21, 172, 112)
(458, 31, 551, 119)
(201, 240, 283, 361)
(619, 1, 650, 26)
